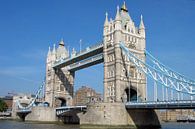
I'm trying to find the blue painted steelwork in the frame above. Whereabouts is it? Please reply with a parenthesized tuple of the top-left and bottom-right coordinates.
(145, 50, 195, 86)
(16, 80, 45, 111)
(126, 100, 195, 109)
(120, 42, 195, 95)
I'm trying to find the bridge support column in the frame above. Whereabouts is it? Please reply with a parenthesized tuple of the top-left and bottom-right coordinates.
(79, 102, 161, 128)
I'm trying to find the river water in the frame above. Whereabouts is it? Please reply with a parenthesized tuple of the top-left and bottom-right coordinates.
(0, 120, 195, 129)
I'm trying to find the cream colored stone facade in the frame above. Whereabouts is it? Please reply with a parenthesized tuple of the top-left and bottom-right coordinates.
(45, 40, 74, 107)
(103, 4, 146, 103)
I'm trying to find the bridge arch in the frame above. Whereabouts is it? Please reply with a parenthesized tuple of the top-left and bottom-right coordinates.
(55, 97, 67, 107)
(124, 87, 137, 102)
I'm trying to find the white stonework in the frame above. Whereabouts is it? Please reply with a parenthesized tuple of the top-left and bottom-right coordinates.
(45, 39, 74, 107)
(103, 3, 146, 103)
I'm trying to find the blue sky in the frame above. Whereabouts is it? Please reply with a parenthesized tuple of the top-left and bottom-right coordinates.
(0, 0, 195, 100)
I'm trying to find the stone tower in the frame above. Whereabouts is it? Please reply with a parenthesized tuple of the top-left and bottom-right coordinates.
(103, 2, 146, 103)
(45, 40, 74, 107)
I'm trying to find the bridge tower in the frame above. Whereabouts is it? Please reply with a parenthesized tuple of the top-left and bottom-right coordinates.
(45, 40, 74, 107)
(103, 3, 146, 103)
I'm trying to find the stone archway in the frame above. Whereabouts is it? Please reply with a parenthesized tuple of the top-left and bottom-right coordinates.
(55, 97, 67, 107)
(125, 87, 137, 102)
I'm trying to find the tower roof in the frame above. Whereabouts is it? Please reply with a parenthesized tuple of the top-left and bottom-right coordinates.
(121, 1, 128, 12)
(120, 1, 132, 26)
(59, 39, 65, 46)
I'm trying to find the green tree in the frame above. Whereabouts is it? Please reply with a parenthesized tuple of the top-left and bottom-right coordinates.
(0, 99, 8, 112)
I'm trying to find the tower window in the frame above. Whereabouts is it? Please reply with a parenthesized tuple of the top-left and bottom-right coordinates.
(124, 25, 127, 30)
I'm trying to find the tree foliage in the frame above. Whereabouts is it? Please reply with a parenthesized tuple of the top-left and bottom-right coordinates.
(0, 99, 8, 112)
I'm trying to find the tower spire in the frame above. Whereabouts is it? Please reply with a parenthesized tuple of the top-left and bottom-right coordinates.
(115, 6, 121, 21)
(47, 46, 51, 55)
(52, 44, 56, 54)
(139, 15, 145, 29)
(59, 38, 65, 46)
(121, 1, 128, 12)
(104, 12, 109, 26)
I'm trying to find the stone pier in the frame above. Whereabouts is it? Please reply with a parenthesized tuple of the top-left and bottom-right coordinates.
(25, 107, 57, 122)
(79, 102, 160, 128)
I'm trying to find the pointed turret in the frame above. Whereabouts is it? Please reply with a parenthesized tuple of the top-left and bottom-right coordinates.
(103, 12, 109, 36)
(139, 15, 145, 38)
(104, 12, 109, 27)
(47, 46, 52, 63)
(115, 6, 121, 21)
(52, 44, 56, 54)
(47, 46, 51, 56)
(114, 6, 122, 31)
(139, 15, 145, 29)
(50, 44, 56, 61)
(71, 48, 76, 57)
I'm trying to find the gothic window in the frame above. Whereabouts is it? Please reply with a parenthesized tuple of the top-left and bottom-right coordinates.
(107, 66, 115, 78)
(60, 84, 64, 91)
(108, 54, 115, 62)
(130, 66, 136, 78)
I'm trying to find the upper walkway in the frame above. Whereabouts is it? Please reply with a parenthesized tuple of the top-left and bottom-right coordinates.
(53, 42, 103, 69)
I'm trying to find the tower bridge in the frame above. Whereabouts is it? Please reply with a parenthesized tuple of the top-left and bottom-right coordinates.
(14, 2, 195, 128)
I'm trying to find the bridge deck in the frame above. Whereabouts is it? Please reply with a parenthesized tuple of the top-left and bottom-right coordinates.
(126, 100, 195, 109)
(56, 106, 87, 116)
(16, 109, 31, 114)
